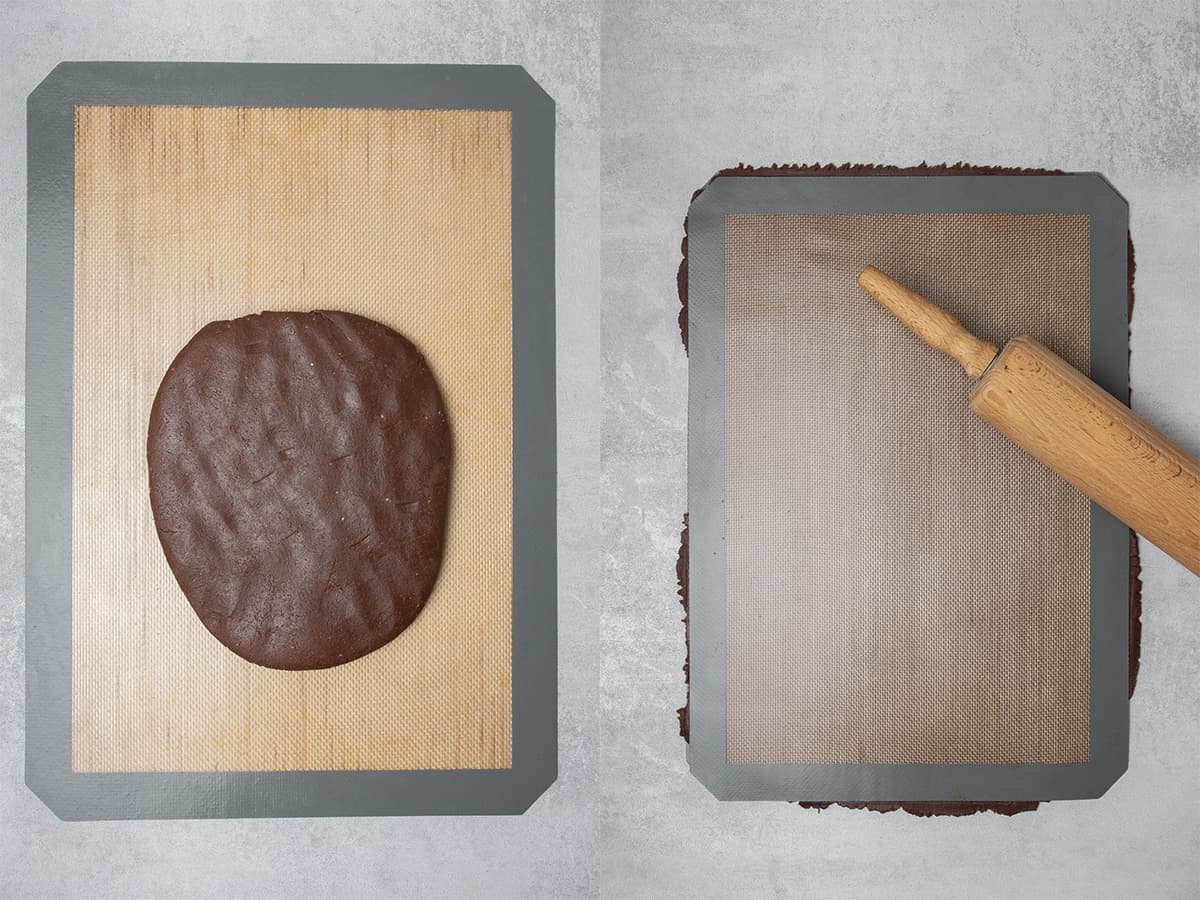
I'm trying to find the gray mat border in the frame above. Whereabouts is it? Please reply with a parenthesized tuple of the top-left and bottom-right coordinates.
(26, 62, 556, 819)
(686, 174, 1129, 801)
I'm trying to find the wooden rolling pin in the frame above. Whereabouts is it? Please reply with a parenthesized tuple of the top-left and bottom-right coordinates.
(857, 265, 1200, 576)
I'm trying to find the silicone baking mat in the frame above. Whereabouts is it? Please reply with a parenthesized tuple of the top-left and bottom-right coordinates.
(27, 63, 556, 818)
(73, 104, 514, 774)
(686, 174, 1130, 801)
(725, 212, 1091, 766)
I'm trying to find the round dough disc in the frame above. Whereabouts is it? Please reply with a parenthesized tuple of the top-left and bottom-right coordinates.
(148, 310, 452, 670)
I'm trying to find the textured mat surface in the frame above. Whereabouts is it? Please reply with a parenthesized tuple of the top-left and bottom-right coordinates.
(725, 211, 1092, 766)
(72, 105, 514, 772)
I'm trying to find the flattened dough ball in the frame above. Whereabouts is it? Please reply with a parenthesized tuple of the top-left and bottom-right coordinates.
(148, 311, 452, 670)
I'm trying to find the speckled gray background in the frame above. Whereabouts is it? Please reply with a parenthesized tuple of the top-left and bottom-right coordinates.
(3, 1, 1199, 897)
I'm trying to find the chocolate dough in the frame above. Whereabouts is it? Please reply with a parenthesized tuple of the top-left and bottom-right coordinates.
(676, 163, 1144, 816)
(148, 310, 452, 671)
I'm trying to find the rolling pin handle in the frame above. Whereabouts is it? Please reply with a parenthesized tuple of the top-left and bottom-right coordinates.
(858, 266, 999, 381)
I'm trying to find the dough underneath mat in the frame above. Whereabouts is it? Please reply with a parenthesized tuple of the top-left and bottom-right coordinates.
(676, 162, 1142, 816)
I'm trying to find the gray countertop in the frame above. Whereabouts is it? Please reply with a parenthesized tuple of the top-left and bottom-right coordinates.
(2, 1, 1197, 897)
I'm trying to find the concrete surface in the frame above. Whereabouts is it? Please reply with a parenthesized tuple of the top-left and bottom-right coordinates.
(599, 1, 1197, 898)
(1, 0, 1198, 897)
(1, 1, 600, 896)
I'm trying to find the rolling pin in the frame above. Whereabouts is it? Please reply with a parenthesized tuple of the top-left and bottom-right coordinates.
(857, 265, 1200, 576)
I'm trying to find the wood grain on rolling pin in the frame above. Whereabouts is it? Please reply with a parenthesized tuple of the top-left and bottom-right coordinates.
(972, 336, 1200, 574)
(858, 264, 999, 379)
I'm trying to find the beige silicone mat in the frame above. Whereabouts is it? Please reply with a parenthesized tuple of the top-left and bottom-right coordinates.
(72, 106, 512, 772)
(724, 213, 1091, 765)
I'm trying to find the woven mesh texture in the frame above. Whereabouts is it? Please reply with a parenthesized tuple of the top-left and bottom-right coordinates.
(72, 106, 513, 772)
(724, 214, 1091, 765)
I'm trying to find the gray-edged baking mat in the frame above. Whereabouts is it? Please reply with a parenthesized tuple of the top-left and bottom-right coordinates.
(27, 62, 556, 819)
(680, 165, 1137, 808)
